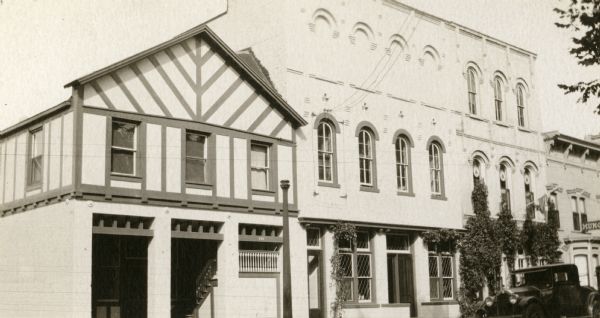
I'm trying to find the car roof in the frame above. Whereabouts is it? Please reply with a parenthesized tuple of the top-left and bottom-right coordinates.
(512, 263, 575, 274)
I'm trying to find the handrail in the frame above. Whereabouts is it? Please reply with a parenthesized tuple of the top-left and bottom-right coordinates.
(195, 259, 218, 306)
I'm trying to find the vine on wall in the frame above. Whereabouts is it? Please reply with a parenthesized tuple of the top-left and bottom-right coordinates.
(329, 222, 357, 318)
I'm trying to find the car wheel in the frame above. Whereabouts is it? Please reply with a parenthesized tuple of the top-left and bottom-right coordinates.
(592, 298, 600, 318)
(524, 303, 545, 318)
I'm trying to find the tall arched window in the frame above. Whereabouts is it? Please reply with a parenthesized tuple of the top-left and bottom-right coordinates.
(358, 128, 374, 186)
(472, 158, 482, 186)
(494, 77, 503, 121)
(467, 67, 478, 115)
(429, 142, 443, 195)
(317, 120, 335, 183)
(517, 84, 526, 127)
(524, 167, 535, 219)
(395, 136, 411, 192)
(499, 163, 511, 212)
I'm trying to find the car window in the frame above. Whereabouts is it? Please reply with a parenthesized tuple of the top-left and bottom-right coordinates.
(524, 270, 552, 289)
(554, 271, 569, 283)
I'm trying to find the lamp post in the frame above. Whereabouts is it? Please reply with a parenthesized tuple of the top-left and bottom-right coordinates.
(280, 179, 293, 318)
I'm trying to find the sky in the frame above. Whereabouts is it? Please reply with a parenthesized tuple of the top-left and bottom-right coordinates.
(0, 0, 598, 138)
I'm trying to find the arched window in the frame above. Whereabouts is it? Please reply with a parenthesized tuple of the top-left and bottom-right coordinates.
(472, 158, 482, 186)
(429, 142, 444, 195)
(494, 77, 503, 121)
(358, 128, 374, 186)
(467, 67, 478, 115)
(524, 167, 535, 219)
(317, 120, 335, 183)
(516, 84, 526, 127)
(499, 163, 511, 212)
(395, 136, 411, 192)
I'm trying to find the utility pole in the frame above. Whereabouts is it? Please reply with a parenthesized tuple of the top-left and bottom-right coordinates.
(281, 179, 293, 318)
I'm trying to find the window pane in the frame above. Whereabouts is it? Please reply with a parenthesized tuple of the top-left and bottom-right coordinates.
(443, 278, 453, 298)
(356, 232, 369, 249)
(442, 257, 453, 277)
(31, 157, 43, 184)
(340, 253, 352, 277)
(186, 133, 205, 158)
(429, 256, 438, 277)
(430, 278, 439, 299)
(251, 169, 268, 190)
(32, 130, 43, 157)
(579, 198, 586, 214)
(343, 278, 353, 301)
(186, 158, 205, 183)
(306, 228, 320, 247)
(112, 122, 136, 149)
(357, 255, 371, 277)
(358, 278, 371, 301)
(573, 212, 581, 231)
(571, 197, 578, 212)
(387, 235, 409, 251)
(251, 144, 268, 168)
(111, 149, 135, 174)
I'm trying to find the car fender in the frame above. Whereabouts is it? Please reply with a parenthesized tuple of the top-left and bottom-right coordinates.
(586, 291, 600, 315)
(517, 295, 541, 309)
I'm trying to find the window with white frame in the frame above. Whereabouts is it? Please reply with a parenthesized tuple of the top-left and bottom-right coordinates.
(517, 84, 526, 127)
(429, 142, 443, 195)
(111, 120, 138, 175)
(250, 143, 270, 191)
(358, 129, 374, 186)
(395, 136, 411, 192)
(185, 131, 207, 184)
(494, 76, 503, 121)
(428, 242, 455, 300)
(572, 196, 587, 231)
(467, 67, 478, 115)
(317, 120, 335, 183)
(28, 128, 44, 186)
(338, 231, 372, 302)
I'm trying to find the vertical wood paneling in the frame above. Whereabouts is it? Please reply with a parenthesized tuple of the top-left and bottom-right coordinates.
(233, 138, 248, 199)
(42, 122, 50, 192)
(14, 133, 27, 201)
(81, 114, 106, 186)
(61, 112, 74, 187)
(277, 145, 293, 204)
(165, 127, 181, 193)
(4, 138, 15, 202)
(48, 118, 62, 190)
(215, 135, 230, 198)
(146, 124, 162, 191)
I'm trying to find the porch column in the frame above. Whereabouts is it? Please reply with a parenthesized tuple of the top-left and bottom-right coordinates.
(147, 213, 171, 318)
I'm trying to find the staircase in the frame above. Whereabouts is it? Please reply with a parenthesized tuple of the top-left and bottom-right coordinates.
(190, 259, 218, 318)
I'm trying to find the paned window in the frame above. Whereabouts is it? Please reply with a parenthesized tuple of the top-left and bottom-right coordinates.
(317, 121, 335, 182)
(251, 143, 270, 191)
(494, 77, 503, 121)
(358, 129, 374, 186)
(395, 136, 410, 192)
(524, 168, 535, 219)
(548, 193, 560, 228)
(499, 164, 511, 211)
(467, 67, 478, 115)
(28, 128, 43, 185)
(572, 196, 581, 231)
(429, 142, 443, 195)
(472, 158, 482, 186)
(429, 243, 455, 300)
(306, 228, 321, 248)
(517, 84, 526, 127)
(572, 197, 588, 231)
(338, 232, 372, 302)
(111, 121, 137, 175)
(185, 132, 207, 184)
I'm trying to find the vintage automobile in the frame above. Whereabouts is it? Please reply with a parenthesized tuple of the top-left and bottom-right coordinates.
(476, 263, 600, 318)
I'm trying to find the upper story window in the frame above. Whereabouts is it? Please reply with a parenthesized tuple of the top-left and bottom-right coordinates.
(251, 143, 270, 191)
(185, 131, 207, 184)
(548, 192, 560, 228)
(516, 84, 526, 127)
(358, 128, 374, 186)
(317, 120, 335, 183)
(467, 67, 478, 115)
(28, 128, 44, 186)
(494, 77, 504, 121)
(395, 135, 411, 193)
(429, 142, 444, 196)
(472, 157, 483, 186)
(524, 168, 535, 219)
(111, 120, 138, 175)
(572, 196, 587, 231)
(499, 164, 511, 212)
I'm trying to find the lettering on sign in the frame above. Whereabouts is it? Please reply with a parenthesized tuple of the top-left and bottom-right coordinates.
(583, 221, 600, 231)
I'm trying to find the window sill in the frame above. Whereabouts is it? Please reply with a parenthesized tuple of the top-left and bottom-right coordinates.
(252, 189, 276, 196)
(517, 126, 534, 133)
(397, 191, 415, 197)
(360, 185, 380, 193)
(467, 113, 489, 122)
(342, 303, 379, 309)
(493, 120, 512, 128)
(381, 303, 411, 308)
(186, 182, 213, 190)
(422, 300, 458, 306)
(431, 194, 447, 201)
(110, 174, 142, 182)
(318, 181, 341, 189)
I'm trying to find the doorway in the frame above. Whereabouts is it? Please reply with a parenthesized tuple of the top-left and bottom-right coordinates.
(308, 250, 325, 318)
(92, 234, 149, 318)
(388, 254, 416, 317)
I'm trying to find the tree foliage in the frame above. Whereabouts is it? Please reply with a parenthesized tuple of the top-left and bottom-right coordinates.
(496, 204, 519, 272)
(329, 222, 357, 318)
(555, 0, 600, 112)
